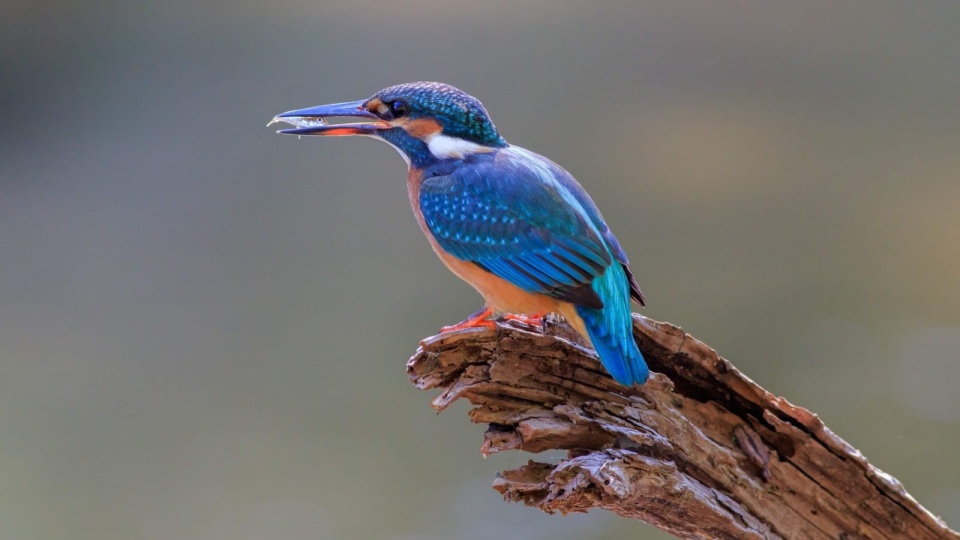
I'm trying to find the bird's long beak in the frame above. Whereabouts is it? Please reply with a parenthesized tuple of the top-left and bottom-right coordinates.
(269, 99, 390, 136)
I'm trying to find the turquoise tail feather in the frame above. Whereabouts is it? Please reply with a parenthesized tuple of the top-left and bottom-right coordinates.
(575, 263, 648, 386)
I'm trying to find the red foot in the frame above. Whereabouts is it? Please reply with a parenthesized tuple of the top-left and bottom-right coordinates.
(440, 306, 495, 332)
(501, 312, 547, 329)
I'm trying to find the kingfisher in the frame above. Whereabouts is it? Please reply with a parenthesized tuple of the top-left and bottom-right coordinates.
(271, 82, 648, 385)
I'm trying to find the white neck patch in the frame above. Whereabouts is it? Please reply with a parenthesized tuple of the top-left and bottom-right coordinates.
(426, 133, 496, 160)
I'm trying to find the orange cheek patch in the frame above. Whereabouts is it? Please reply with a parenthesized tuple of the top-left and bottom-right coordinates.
(404, 118, 443, 138)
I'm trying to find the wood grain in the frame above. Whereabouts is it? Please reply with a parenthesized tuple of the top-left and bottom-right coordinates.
(407, 315, 958, 540)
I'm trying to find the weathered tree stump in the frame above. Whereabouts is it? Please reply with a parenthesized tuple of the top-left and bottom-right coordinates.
(407, 315, 958, 540)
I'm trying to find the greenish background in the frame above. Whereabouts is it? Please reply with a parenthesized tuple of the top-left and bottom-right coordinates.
(2, 2, 958, 539)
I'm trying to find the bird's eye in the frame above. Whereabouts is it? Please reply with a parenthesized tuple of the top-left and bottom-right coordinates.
(390, 100, 408, 118)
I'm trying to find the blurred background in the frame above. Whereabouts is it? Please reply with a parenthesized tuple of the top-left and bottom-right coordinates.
(2, 2, 958, 539)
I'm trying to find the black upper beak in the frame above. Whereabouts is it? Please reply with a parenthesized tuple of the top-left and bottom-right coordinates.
(269, 99, 389, 136)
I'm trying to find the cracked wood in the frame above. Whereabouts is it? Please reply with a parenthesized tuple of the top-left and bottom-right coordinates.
(407, 315, 958, 540)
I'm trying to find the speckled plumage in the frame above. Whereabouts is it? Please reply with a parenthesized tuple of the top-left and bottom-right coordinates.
(419, 149, 611, 308)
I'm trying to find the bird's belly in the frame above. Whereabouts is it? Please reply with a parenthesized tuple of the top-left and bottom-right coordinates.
(434, 248, 555, 313)
(437, 250, 587, 335)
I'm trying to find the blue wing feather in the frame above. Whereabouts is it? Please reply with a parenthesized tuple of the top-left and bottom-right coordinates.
(419, 150, 611, 308)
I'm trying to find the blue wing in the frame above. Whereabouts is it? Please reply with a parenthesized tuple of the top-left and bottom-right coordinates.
(536, 151, 646, 307)
(419, 150, 614, 309)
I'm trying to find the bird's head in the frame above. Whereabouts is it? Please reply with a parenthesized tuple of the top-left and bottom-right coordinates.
(271, 82, 508, 168)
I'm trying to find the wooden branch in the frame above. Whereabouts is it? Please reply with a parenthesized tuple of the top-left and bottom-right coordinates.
(407, 315, 958, 540)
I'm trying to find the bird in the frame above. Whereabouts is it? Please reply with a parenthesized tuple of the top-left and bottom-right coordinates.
(271, 82, 648, 386)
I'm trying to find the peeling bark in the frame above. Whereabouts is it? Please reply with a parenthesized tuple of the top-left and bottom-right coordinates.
(407, 315, 958, 540)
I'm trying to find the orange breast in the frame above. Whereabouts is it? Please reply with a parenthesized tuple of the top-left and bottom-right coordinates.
(406, 169, 587, 336)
